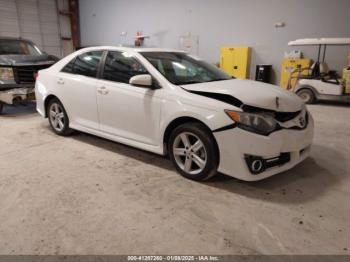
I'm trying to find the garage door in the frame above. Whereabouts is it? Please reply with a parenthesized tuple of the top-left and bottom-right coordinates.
(0, 0, 62, 57)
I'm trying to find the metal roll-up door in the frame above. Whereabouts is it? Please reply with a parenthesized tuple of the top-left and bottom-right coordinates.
(0, 0, 20, 37)
(0, 0, 69, 57)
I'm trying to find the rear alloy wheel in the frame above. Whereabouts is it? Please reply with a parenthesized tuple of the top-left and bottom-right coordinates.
(47, 98, 73, 136)
(296, 89, 315, 104)
(169, 122, 219, 181)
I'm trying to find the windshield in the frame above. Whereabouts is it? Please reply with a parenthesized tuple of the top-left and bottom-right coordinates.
(0, 39, 43, 55)
(140, 52, 232, 85)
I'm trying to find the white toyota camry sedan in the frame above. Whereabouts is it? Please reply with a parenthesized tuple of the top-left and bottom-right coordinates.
(35, 46, 314, 181)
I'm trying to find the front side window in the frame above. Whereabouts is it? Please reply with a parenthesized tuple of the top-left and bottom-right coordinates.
(102, 51, 148, 84)
(61, 51, 103, 78)
(141, 52, 231, 85)
(0, 39, 42, 55)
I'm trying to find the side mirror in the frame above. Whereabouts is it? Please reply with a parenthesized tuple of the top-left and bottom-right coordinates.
(129, 74, 152, 87)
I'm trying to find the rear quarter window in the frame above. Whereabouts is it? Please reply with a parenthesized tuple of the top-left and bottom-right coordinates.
(61, 51, 103, 78)
(61, 59, 75, 73)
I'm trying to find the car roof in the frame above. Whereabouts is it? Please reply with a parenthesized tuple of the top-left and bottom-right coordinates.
(77, 46, 186, 54)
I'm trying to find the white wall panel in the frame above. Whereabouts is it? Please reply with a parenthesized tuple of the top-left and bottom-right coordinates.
(79, 0, 350, 83)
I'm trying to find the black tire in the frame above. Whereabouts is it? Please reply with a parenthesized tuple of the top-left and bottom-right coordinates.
(168, 122, 219, 181)
(0, 103, 3, 115)
(47, 98, 73, 136)
(296, 89, 315, 104)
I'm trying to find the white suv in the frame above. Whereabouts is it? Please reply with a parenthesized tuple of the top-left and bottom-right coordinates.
(35, 46, 314, 181)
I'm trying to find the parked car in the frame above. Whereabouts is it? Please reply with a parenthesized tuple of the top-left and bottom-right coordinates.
(35, 47, 314, 181)
(0, 37, 58, 114)
(0, 37, 58, 91)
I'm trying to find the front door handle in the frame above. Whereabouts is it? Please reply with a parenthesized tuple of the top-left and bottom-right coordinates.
(97, 86, 109, 95)
(57, 78, 64, 85)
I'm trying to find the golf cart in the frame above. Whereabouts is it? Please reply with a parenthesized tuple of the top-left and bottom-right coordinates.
(287, 38, 350, 104)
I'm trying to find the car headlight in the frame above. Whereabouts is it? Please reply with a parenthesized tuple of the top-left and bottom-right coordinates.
(0, 67, 15, 82)
(225, 110, 278, 135)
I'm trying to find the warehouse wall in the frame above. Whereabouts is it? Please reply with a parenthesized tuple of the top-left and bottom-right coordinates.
(79, 0, 350, 84)
(0, 0, 74, 57)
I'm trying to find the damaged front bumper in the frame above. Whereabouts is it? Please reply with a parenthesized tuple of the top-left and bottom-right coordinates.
(214, 112, 314, 181)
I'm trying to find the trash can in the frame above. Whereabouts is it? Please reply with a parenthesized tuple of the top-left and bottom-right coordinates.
(255, 65, 272, 83)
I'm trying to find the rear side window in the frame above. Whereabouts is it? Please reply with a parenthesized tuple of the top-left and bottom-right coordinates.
(102, 51, 147, 84)
(61, 51, 103, 77)
(61, 59, 75, 73)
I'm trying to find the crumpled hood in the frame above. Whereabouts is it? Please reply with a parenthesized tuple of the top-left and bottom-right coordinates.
(0, 54, 56, 66)
(182, 79, 304, 112)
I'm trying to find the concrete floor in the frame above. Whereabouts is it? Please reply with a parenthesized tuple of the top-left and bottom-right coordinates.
(0, 102, 349, 255)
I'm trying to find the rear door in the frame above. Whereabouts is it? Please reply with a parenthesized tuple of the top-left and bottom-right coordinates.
(57, 50, 103, 130)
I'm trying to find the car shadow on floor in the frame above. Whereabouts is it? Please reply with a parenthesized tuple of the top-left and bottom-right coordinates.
(71, 132, 175, 172)
(71, 131, 343, 204)
(0, 102, 37, 117)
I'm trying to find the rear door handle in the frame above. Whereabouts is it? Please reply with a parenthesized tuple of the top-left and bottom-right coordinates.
(97, 86, 109, 95)
(57, 78, 64, 85)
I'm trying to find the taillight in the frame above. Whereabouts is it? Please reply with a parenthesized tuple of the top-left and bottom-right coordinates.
(33, 72, 39, 80)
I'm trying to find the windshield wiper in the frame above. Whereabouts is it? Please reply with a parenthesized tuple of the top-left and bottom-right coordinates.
(176, 78, 233, 85)
(207, 78, 231, 82)
(176, 80, 203, 85)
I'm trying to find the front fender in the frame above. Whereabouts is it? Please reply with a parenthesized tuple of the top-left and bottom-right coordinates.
(159, 98, 233, 142)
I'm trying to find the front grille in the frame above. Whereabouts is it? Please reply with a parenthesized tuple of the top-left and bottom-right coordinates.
(14, 64, 51, 84)
(275, 110, 301, 122)
(288, 111, 309, 130)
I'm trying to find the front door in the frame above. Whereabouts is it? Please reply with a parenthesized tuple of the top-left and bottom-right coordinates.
(96, 51, 162, 145)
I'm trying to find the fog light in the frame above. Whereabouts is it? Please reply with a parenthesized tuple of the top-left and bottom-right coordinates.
(251, 159, 263, 173)
(245, 153, 291, 175)
(244, 155, 266, 175)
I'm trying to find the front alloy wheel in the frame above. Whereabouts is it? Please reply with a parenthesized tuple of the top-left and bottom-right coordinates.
(173, 132, 207, 175)
(169, 122, 219, 181)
